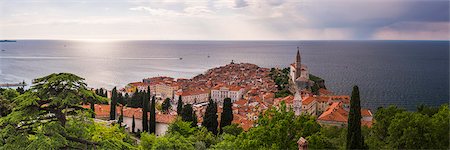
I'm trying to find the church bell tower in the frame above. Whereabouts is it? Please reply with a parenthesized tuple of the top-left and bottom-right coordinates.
(295, 47, 302, 79)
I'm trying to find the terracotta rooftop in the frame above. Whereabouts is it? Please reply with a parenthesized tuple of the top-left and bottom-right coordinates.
(302, 96, 316, 105)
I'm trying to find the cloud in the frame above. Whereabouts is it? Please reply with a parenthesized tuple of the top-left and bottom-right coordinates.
(234, 0, 249, 8)
(372, 21, 450, 40)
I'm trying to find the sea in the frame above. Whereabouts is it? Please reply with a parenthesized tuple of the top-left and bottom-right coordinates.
(0, 40, 448, 111)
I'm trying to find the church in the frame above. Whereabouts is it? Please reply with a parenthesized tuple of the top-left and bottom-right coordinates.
(290, 47, 312, 116)
(289, 47, 310, 90)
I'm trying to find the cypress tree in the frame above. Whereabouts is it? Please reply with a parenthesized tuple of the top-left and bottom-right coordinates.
(132, 115, 136, 133)
(90, 102, 95, 118)
(149, 96, 156, 134)
(110, 87, 117, 120)
(177, 95, 183, 115)
(203, 99, 218, 134)
(220, 98, 233, 133)
(124, 93, 130, 106)
(142, 89, 149, 132)
(181, 104, 197, 127)
(118, 106, 124, 126)
(346, 85, 365, 149)
(162, 98, 171, 113)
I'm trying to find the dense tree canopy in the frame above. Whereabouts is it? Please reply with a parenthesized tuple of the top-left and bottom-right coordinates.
(0, 73, 136, 149)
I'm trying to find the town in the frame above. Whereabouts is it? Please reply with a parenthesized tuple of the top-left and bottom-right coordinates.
(86, 47, 373, 135)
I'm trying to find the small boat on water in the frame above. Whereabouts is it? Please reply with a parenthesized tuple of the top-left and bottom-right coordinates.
(179, 57, 183, 60)
(1, 49, 5, 51)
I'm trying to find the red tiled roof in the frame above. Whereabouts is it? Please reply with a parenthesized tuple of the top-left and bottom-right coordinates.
(361, 109, 372, 117)
(317, 102, 348, 123)
(83, 105, 176, 124)
(302, 96, 316, 105)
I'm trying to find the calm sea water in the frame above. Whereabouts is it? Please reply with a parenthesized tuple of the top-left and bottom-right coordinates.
(0, 40, 448, 111)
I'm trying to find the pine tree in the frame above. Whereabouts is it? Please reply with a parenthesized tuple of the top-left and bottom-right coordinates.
(177, 95, 183, 115)
(203, 99, 218, 134)
(346, 85, 365, 149)
(149, 96, 156, 134)
(220, 98, 233, 133)
(142, 88, 149, 132)
(110, 87, 117, 120)
(181, 104, 197, 127)
(162, 98, 171, 113)
(132, 115, 136, 133)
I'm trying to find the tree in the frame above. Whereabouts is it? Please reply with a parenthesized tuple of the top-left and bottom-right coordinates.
(0, 89, 19, 117)
(117, 93, 124, 106)
(220, 98, 233, 133)
(346, 85, 365, 149)
(90, 102, 95, 118)
(221, 124, 242, 136)
(213, 102, 321, 149)
(162, 98, 171, 113)
(142, 88, 149, 132)
(149, 96, 156, 134)
(181, 104, 197, 127)
(203, 99, 218, 134)
(124, 93, 130, 106)
(177, 95, 183, 115)
(118, 106, 124, 126)
(0, 73, 110, 148)
(110, 87, 117, 120)
(16, 87, 25, 94)
(132, 115, 136, 133)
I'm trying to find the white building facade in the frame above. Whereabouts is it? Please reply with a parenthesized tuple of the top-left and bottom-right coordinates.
(211, 85, 245, 104)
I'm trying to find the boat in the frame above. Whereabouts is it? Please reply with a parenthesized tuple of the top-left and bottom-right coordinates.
(0, 40, 17, 42)
(179, 57, 183, 60)
(1, 49, 5, 51)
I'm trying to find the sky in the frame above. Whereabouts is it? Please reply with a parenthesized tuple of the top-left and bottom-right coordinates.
(0, 0, 449, 40)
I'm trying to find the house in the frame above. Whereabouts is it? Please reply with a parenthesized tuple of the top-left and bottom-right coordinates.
(317, 102, 373, 127)
(211, 84, 245, 104)
(174, 89, 210, 104)
(301, 96, 317, 116)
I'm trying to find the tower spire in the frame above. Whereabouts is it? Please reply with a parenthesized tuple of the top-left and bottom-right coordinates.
(296, 46, 302, 79)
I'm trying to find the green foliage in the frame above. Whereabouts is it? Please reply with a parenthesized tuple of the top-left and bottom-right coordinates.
(0, 89, 18, 117)
(140, 133, 194, 150)
(214, 103, 321, 149)
(366, 104, 449, 149)
(203, 99, 218, 135)
(2, 88, 19, 100)
(220, 98, 233, 133)
(149, 96, 156, 134)
(177, 95, 183, 115)
(221, 124, 243, 136)
(417, 104, 440, 116)
(347, 85, 365, 149)
(181, 104, 197, 127)
(110, 87, 118, 120)
(270, 68, 292, 98)
(162, 98, 171, 113)
(142, 88, 149, 132)
(167, 118, 196, 137)
(132, 115, 135, 133)
(0, 73, 133, 149)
